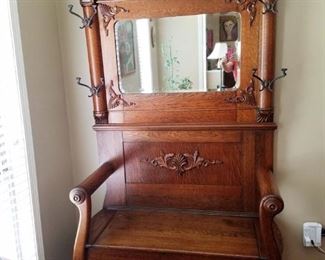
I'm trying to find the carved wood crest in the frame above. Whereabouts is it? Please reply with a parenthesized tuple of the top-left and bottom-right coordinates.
(142, 150, 223, 176)
(225, 0, 258, 26)
(225, 80, 256, 106)
(226, 0, 278, 26)
(108, 81, 136, 109)
(99, 4, 129, 36)
(256, 108, 274, 123)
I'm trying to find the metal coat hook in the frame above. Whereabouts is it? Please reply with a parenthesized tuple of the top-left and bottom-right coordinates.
(76, 77, 105, 97)
(252, 68, 287, 92)
(68, 4, 97, 29)
(258, 0, 278, 14)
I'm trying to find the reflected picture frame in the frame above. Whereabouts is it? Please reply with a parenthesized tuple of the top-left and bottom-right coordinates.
(219, 15, 238, 42)
(116, 20, 136, 77)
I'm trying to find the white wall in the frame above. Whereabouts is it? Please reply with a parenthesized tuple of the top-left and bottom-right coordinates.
(55, 0, 106, 215)
(275, 1, 325, 259)
(17, 1, 76, 259)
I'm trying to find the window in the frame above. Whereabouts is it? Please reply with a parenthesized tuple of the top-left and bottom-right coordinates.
(0, 1, 43, 259)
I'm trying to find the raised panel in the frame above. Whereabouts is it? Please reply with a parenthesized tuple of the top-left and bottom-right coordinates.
(126, 184, 243, 211)
(124, 142, 241, 186)
(123, 130, 241, 143)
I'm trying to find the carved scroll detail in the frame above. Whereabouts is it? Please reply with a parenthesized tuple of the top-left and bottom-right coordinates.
(225, 0, 258, 26)
(142, 151, 223, 176)
(226, 0, 279, 26)
(69, 187, 87, 205)
(225, 80, 256, 106)
(108, 81, 136, 109)
(99, 4, 129, 36)
(257, 108, 274, 123)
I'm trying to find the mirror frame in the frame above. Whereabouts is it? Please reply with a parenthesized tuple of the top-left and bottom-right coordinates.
(79, 0, 281, 124)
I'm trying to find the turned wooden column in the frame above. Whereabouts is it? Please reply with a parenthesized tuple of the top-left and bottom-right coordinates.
(81, 0, 108, 124)
(257, 0, 277, 123)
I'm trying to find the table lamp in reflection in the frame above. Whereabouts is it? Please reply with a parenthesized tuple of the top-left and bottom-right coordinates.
(207, 42, 227, 90)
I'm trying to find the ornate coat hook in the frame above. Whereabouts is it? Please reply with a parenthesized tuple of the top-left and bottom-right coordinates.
(76, 77, 105, 97)
(258, 0, 278, 14)
(68, 4, 97, 29)
(252, 68, 287, 92)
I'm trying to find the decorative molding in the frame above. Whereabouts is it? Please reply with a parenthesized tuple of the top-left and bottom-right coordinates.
(252, 68, 287, 92)
(68, 4, 97, 29)
(99, 4, 129, 36)
(257, 108, 274, 123)
(142, 150, 223, 176)
(226, 0, 279, 25)
(93, 111, 108, 124)
(76, 77, 105, 97)
(108, 81, 136, 109)
(69, 187, 87, 205)
(225, 0, 258, 26)
(225, 80, 256, 106)
(261, 195, 284, 216)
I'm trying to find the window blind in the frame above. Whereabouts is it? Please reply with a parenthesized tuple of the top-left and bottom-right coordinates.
(0, 1, 38, 259)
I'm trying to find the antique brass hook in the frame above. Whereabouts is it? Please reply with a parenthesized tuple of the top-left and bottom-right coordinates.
(258, 0, 278, 14)
(252, 68, 288, 92)
(76, 77, 105, 97)
(68, 4, 97, 29)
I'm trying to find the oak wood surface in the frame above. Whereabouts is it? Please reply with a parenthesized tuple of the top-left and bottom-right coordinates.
(93, 123, 277, 131)
(125, 184, 243, 211)
(257, 168, 284, 260)
(83, 6, 108, 123)
(89, 209, 262, 259)
(69, 161, 116, 260)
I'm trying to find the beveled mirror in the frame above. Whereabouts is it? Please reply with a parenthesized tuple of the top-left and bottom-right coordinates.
(114, 12, 241, 93)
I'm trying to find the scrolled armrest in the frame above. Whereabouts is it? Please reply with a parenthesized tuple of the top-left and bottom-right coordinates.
(257, 168, 284, 260)
(260, 194, 284, 217)
(69, 161, 115, 205)
(257, 167, 284, 215)
(69, 161, 115, 260)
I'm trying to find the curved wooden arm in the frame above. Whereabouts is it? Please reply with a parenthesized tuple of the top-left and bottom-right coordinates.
(69, 161, 115, 260)
(257, 168, 284, 260)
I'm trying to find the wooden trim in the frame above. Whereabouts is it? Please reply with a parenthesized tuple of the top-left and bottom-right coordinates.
(93, 123, 277, 131)
(69, 162, 116, 260)
(82, 4, 108, 124)
(257, 0, 277, 122)
(256, 168, 284, 260)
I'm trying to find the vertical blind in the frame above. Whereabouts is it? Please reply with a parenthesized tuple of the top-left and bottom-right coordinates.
(0, 0, 38, 259)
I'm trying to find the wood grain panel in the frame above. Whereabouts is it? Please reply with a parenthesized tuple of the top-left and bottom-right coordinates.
(241, 131, 256, 211)
(120, 92, 236, 111)
(92, 209, 259, 257)
(88, 209, 116, 244)
(237, 109, 257, 123)
(122, 110, 237, 124)
(97, 0, 240, 19)
(87, 247, 261, 260)
(123, 130, 241, 143)
(96, 131, 126, 207)
(124, 142, 241, 186)
(126, 184, 243, 211)
(94, 123, 277, 131)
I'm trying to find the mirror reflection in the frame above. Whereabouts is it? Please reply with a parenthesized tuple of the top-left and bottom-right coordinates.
(115, 12, 241, 93)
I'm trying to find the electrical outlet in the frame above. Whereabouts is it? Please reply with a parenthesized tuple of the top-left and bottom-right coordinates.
(303, 222, 322, 247)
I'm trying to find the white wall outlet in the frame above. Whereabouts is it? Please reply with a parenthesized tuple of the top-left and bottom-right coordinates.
(303, 222, 322, 247)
